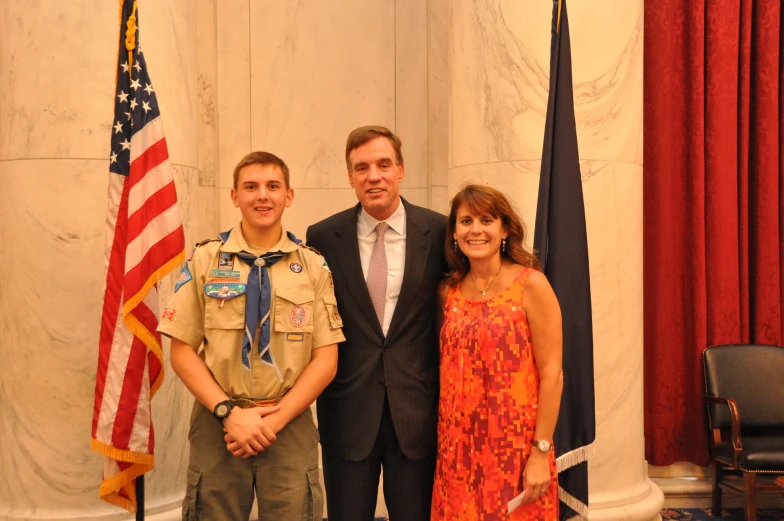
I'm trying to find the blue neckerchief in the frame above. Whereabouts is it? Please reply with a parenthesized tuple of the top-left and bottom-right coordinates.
(219, 230, 302, 376)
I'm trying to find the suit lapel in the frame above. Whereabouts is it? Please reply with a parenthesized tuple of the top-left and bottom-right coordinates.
(333, 205, 385, 340)
(386, 201, 432, 341)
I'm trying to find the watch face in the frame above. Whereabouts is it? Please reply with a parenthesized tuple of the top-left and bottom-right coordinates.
(540, 441, 551, 451)
(216, 404, 228, 417)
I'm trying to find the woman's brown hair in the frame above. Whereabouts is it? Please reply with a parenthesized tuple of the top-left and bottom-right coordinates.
(445, 184, 541, 286)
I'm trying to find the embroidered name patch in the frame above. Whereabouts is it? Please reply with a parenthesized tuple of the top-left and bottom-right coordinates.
(286, 333, 305, 342)
(210, 269, 241, 279)
(204, 283, 246, 300)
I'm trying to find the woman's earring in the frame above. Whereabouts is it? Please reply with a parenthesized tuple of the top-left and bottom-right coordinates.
(454, 239, 458, 252)
(502, 238, 507, 253)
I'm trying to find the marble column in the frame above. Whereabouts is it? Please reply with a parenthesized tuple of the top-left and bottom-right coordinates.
(0, 0, 216, 519)
(447, 1, 663, 520)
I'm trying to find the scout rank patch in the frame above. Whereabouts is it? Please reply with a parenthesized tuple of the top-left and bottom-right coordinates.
(290, 262, 303, 273)
(174, 263, 193, 292)
(290, 305, 307, 327)
(219, 252, 234, 269)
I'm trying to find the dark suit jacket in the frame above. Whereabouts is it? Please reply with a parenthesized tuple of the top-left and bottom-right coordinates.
(306, 199, 447, 461)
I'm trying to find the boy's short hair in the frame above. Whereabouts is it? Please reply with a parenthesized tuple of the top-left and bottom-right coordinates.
(233, 151, 290, 188)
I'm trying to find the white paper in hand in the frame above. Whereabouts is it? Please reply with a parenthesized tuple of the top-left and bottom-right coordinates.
(507, 491, 526, 514)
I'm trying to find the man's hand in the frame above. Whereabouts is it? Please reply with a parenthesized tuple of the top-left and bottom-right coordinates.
(222, 405, 280, 458)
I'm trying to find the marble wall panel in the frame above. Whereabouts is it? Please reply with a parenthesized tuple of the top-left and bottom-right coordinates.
(195, 0, 219, 189)
(449, 1, 551, 168)
(398, 188, 429, 210)
(568, 1, 643, 166)
(427, 0, 450, 190)
(142, 0, 200, 170)
(216, 187, 239, 234)
(449, 0, 643, 169)
(0, 0, 203, 169)
(247, 1, 395, 190)
(430, 186, 450, 217)
(283, 189, 360, 241)
(0, 158, 201, 520)
(395, 0, 428, 189)
(0, 1, 116, 160)
(580, 162, 647, 504)
(216, 0, 251, 190)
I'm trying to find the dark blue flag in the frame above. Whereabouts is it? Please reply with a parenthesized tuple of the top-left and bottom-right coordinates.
(533, 1, 596, 519)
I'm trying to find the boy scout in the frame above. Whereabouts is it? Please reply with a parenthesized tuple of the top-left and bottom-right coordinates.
(158, 151, 344, 521)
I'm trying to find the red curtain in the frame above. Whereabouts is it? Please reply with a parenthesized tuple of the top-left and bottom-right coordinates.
(644, 1, 783, 466)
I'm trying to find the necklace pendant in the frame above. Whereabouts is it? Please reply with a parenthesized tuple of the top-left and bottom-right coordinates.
(480, 290, 487, 299)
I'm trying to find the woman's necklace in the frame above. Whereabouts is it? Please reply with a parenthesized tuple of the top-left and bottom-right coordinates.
(469, 262, 504, 300)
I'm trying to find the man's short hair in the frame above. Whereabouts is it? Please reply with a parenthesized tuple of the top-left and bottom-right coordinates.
(345, 126, 403, 172)
(232, 151, 290, 189)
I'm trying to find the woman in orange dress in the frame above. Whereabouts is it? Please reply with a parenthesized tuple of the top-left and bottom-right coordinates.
(431, 185, 564, 521)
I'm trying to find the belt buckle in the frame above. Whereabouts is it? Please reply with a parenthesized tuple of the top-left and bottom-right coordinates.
(232, 397, 277, 409)
(232, 398, 257, 409)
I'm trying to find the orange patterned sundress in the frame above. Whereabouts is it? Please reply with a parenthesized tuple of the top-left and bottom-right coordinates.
(431, 268, 558, 521)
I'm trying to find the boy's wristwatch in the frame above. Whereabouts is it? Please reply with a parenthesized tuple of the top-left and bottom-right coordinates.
(213, 400, 235, 420)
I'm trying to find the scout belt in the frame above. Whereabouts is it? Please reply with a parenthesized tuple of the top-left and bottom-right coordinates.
(231, 397, 278, 409)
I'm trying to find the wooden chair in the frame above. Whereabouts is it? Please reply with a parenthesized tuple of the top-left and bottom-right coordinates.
(703, 344, 784, 521)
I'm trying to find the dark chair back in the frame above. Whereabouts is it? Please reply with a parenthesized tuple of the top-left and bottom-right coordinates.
(703, 344, 784, 430)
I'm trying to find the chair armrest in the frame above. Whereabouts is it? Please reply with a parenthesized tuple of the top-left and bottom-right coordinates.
(705, 395, 743, 467)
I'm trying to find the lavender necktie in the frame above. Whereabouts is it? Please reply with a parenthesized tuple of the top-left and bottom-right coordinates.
(367, 222, 389, 327)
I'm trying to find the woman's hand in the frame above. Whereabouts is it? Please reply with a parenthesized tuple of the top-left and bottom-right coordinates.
(521, 450, 551, 504)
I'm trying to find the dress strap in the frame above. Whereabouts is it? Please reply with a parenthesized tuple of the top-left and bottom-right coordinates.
(442, 282, 459, 309)
(513, 266, 537, 305)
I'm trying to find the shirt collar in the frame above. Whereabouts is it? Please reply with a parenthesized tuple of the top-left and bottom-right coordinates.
(357, 200, 407, 237)
(220, 223, 299, 254)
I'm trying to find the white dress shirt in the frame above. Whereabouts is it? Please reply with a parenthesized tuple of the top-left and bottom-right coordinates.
(358, 202, 407, 336)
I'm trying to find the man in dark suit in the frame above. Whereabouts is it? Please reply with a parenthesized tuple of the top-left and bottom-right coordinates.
(306, 126, 446, 521)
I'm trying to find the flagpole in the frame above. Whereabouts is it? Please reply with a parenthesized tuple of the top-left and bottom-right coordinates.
(136, 476, 144, 521)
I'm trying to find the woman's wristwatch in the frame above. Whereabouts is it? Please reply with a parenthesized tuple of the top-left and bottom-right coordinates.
(532, 439, 553, 452)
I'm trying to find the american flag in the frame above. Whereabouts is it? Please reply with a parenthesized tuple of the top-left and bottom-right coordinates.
(91, 1, 185, 512)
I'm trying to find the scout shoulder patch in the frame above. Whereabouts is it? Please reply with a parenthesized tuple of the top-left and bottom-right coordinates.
(174, 264, 193, 292)
(162, 308, 176, 321)
(204, 283, 247, 300)
(320, 259, 331, 273)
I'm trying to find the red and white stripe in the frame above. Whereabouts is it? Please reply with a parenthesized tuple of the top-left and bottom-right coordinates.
(92, 116, 184, 510)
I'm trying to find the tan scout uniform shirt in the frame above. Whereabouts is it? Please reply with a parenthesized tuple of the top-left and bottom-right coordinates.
(158, 224, 345, 399)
